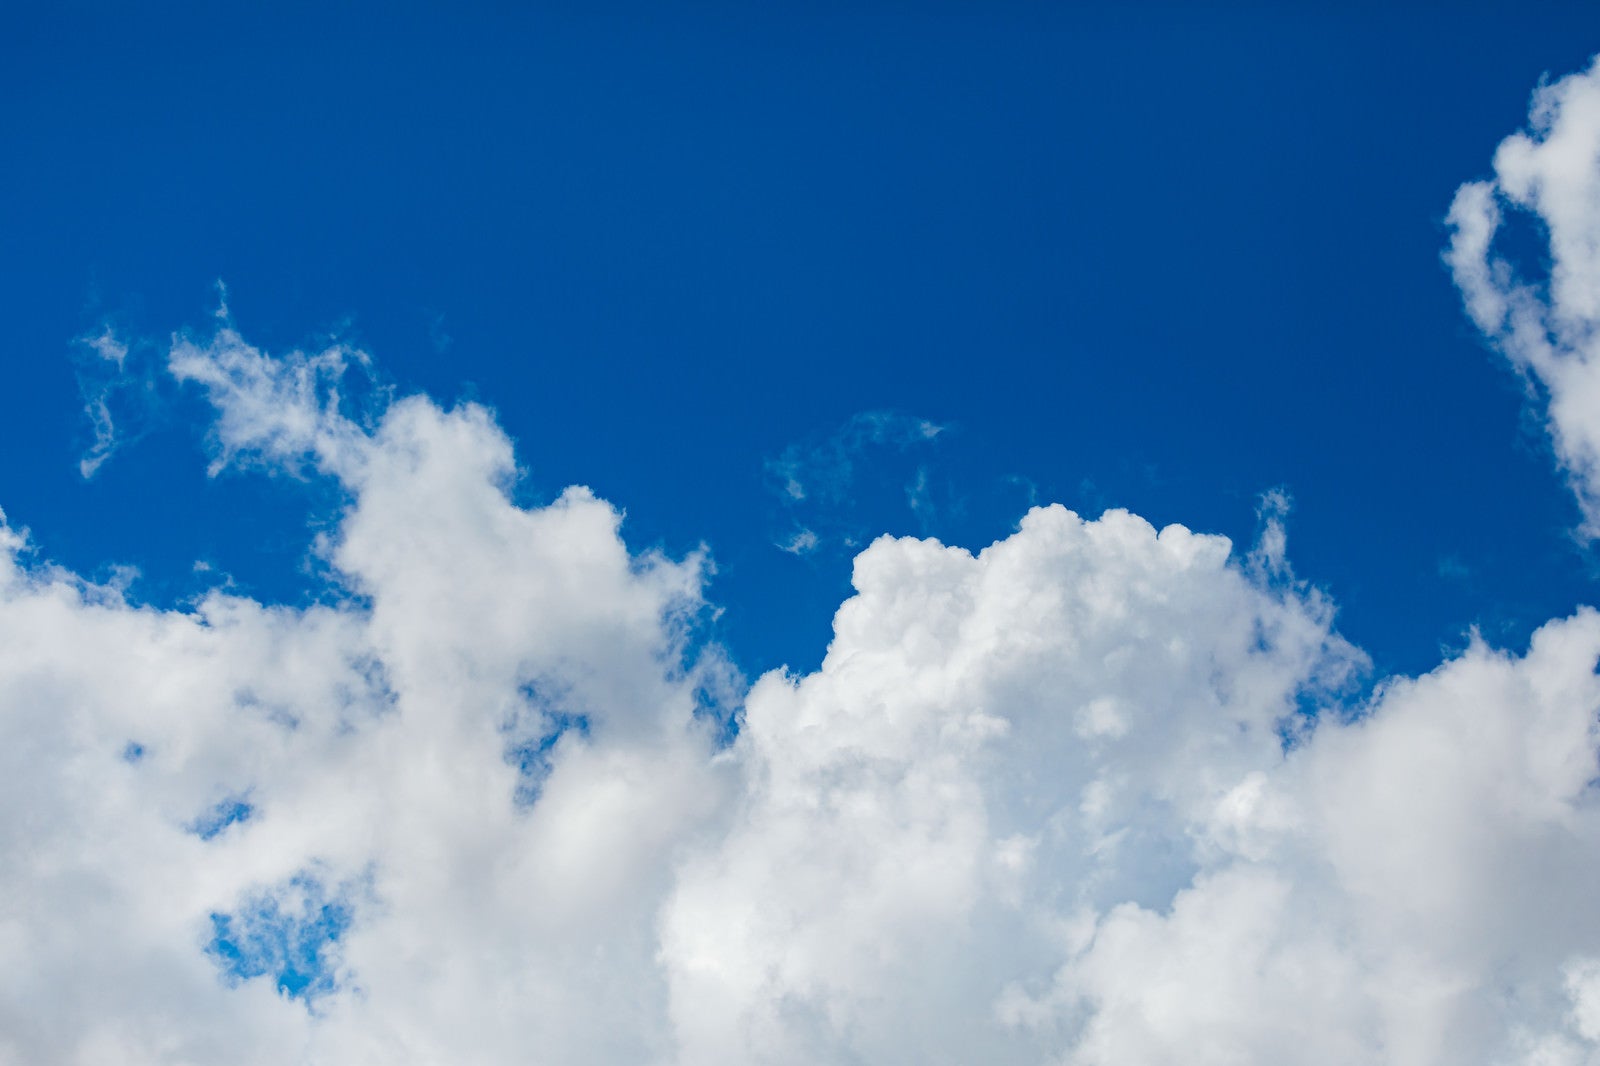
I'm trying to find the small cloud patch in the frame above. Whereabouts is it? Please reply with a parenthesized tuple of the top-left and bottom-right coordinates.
(776, 528, 819, 555)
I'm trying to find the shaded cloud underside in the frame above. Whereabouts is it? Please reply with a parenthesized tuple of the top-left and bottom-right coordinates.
(7, 56, 1600, 1066)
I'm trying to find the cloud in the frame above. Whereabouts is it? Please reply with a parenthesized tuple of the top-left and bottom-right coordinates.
(1447, 55, 1600, 535)
(168, 326, 376, 479)
(662, 515, 1600, 1064)
(10, 54, 1600, 1065)
(662, 505, 1367, 1064)
(74, 325, 132, 478)
(2, 325, 729, 1065)
(83, 326, 129, 368)
(776, 527, 820, 555)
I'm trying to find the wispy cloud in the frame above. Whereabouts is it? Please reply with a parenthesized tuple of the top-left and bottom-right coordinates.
(766, 410, 946, 552)
(1448, 55, 1600, 535)
(766, 410, 944, 505)
(426, 309, 453, 354)
(74, 325, 131, 478)
(775, 526, 820, 555)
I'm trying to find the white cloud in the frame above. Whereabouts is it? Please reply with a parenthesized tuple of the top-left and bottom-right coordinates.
(84, 326, 129, 368)
(662, 505, 1365, 1065)
(1448, 55, 1600, 534)
(2, 326, 730, 1065)
(9, 53, 1600, 1065)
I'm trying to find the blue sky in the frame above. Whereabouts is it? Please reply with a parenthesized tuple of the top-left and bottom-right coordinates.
(4, 3, 1597, 682)
(15, 9, 1600, 1063)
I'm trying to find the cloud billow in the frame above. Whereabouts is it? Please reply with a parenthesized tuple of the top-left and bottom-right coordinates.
(8, 57, 1600, 1066)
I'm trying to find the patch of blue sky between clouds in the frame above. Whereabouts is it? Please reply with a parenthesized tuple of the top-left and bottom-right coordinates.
(688, 643, 745, 749)
(504, 701, 592, 808)
(190, 794, 255, 840)
(206, 874, 354, 1002)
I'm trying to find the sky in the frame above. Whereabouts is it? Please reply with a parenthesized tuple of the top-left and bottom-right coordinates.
(8, 4, 1600, 1065)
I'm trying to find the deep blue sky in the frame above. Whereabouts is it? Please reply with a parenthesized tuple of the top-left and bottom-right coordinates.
(2, 3, 1596, 682)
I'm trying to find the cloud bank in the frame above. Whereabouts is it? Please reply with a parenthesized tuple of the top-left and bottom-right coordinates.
(7, 58, 1600, 1066)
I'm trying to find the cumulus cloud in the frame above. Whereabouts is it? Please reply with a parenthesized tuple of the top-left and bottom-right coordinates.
(1448, 55, 1600, 534)
(9, 54, 1600, 1066)
(663, 504, 1366, 1065)
(3, 326, 730, 1065)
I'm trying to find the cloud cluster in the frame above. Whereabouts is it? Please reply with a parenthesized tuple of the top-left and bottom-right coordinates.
(666, 512, 1600, 1065)
(6, 56, 1600, 1066)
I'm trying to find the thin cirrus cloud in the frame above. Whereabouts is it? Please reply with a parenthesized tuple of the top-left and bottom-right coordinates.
(6, 59, 1600, 1066)
(73, 325, 131, 479)
(766, 410, 945, 554)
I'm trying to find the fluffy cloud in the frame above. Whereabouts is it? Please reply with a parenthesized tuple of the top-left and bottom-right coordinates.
(664, 513, 1600, 1065)
(663, 503, 1361, 1065)
(8, 56, 1600, 1066)
(4, 326, 729, 1065)
(1448, 55, 1600, 534)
